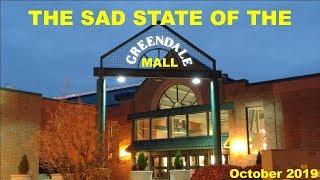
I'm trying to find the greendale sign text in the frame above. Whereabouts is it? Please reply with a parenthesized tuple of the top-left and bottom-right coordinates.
(126, 35, 193, 67)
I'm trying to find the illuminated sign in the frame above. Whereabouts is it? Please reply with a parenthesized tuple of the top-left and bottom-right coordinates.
(126, 35, 193, 68)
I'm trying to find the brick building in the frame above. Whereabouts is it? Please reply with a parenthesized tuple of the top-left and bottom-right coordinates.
(1, 24, 320, 179)
(57, 72, 319, 179)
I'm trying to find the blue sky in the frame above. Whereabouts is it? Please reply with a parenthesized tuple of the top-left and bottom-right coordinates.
(1, 1, 320, 97)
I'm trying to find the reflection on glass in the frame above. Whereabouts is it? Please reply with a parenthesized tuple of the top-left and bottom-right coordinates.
(247, 106, 266, 154)
(210, 155, 215, 165)
(190, 156, 197, 166)
(161, 157, 168, 167)
(211, 155, 226, 165)
(189, 112, 207, 136)
(169, 115, 187, 138)
(159, 84, 197, 109)
(154, 157, 159, 167)
(199, 156, 205, 166)
(151, 117, 168, 139)
(134, 118, 150, 140)
(209, 110, 229, 135)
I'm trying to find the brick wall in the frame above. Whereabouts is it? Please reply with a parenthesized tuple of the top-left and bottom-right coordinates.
(0, 89, 42, 180)
(107, 101, 134, 180)
(222, 82, 279, 166)
(222, 74, 320, 166)
(273, 75, 320, 150)
(1, 73, 319, 179)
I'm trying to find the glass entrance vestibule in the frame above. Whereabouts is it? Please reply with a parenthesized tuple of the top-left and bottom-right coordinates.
(133, 149, 229, 179)
(127, 104, 233, 178)
(129, 104, 231, 141)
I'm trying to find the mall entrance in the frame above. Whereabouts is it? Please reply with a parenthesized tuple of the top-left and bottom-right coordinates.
(133, 149, 229, 179)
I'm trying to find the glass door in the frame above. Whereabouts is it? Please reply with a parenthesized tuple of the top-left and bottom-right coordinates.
(151, 155, 168, 178)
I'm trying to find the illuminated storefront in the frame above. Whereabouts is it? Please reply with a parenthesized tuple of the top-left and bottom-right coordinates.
(0, 23, 309, 180)
(52, 24, 320, 179)
(1, 12, 319, 180)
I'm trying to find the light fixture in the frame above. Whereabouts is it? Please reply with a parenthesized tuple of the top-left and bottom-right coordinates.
(119, 147, 131, 160)
(117, 76, 126, 83)
(192, 78, 201, 85)
(232, 139, 247, 154)
(119, 149, 130, 158)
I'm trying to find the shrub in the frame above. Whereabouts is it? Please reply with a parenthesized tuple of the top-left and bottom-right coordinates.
(137, 152, 148, 170)
(191, 164, 262, 180)
(18, 154, 29, 174)
(174, 151, 184, 169)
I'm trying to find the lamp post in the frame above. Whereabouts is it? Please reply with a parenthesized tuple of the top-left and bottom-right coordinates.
(96, 73, 106, 166)
(210, 75, 222, 165)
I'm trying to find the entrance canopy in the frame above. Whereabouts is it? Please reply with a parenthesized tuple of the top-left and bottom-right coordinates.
(94, 23, 217, 78)
(93, 23, 223, 165)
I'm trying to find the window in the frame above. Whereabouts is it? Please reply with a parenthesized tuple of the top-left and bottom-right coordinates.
(161, 157, 168, 167)
(159, 84, 197, 109)
(209, 110, 229, 135)
(189, 112, 207, 137)
(211, 155, 227, 165)
(169, 115, 187, 138)
(246, 106, 266, 154)
(199, 156, 205, 166)
(151, 117, 168, 139)
(154, 157, 160, 167)
(134, 118, 150, 141)
(190, 156, 197, 167)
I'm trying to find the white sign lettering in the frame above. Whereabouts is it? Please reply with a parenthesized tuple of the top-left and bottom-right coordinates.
(126, 35, 193, 67)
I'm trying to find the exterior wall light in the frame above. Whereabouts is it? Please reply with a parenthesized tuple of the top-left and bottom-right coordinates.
(119, 148, 130, 159)
(231, 139, 247, 154)
(192, 78, 201, 85)
(117, 76, 126, 83)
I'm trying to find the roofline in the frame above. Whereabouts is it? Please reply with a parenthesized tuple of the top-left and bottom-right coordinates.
(54, 82, 142, 99)
(161, 25, 216, 67)
(249, 72, 320, 86)
(100, 24, 155, 61)
(0, 87, 42, 96)
(42, 97, 96, 107)
(99, 23, 216, 69)
(224, 72, 320, 86)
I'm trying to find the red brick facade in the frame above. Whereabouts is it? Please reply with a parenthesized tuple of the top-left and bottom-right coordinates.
(1, 73, 319, 179)
(113, 73, 320, 167)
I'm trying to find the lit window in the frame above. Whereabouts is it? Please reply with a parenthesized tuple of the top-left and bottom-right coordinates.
(211, 155, 227, 165)
(161, 157, 168, 167)
(159, 84, 197, 109)
(189, 112, 207, 136)
(190, 156, 197, 167)
(151, 117, 168, 139)
(209, 110, 229, 135)
(154, 157, 159, 167)
(169, 115, 187, 138)
(199, 156, 205, 166)
(247, 106, 266, 154)
(134, 118, 150, 141)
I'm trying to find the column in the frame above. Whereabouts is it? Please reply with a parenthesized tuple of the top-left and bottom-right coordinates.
(96, 75, 106, 166)
(210, 78, 222, 165)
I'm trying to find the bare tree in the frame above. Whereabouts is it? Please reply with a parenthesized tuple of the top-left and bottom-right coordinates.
(33, 102, 111, 180)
